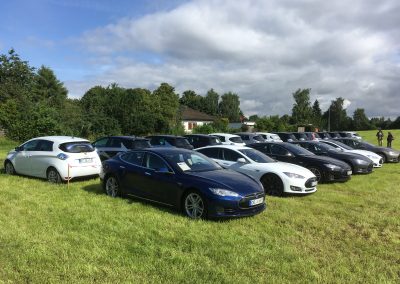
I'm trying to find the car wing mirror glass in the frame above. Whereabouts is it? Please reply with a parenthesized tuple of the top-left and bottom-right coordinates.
(155, 168, 173, 174)
(237, 158, 247, 163)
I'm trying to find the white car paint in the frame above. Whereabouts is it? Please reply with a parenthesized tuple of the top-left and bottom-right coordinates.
(5, 136, 102, 181)
(256, 132, 283, 142)
(196, 145, 317, 195)
(322, 140, 383, 168)
(209, 133, 246, 146)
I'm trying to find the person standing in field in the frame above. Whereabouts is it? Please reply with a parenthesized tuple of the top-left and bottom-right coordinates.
(376, 129, 384, 146)
(387, 132, 394, 148)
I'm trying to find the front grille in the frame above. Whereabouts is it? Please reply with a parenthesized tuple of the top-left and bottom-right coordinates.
(239, 192, 264, 209)
(305, 177, 317, 188)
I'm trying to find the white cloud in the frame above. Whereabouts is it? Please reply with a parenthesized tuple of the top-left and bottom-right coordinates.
(71, 0, 400, 118)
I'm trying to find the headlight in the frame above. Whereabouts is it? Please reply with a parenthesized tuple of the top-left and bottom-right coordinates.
(283, 172, 305, 179)
(366, 155, 376, 159)
(324, 163, 340, 170)
(57, 153, 69, 160)
(209, 188, 240, 197)
(354, 159, 368, 165)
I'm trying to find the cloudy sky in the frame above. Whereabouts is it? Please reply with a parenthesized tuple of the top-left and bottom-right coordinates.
(1, 0, 399, 117)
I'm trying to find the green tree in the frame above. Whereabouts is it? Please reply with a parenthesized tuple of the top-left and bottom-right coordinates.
(152, 83, 180, 133)
(179, 90, 204, 111)
(34, 66, 68, 107)
(219, 92, 241, 122)
(323, 97, 349, 131)
(312, 99, 322, 127)
(352, 108, 372, 130)
(203, 89, 219, 116)
(291, 88, 312, 124)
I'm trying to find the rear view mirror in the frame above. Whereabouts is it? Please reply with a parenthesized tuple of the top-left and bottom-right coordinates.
(237, 158, 247, 163)
(15, 146, 23, 151)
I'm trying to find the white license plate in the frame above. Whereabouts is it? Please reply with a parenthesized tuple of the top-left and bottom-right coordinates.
(311, 181, 317, 187)
(80, 158, 93, 163)
(249, 197, 264, 206)
(347, 170, 352, 175)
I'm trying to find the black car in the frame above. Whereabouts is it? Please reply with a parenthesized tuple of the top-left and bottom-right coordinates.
(249, 142, 352, 182)
(93, 136, 151, 161)
(292, 132, 309, 141)
(184, 134, 222, 149)
(273, 132, 299, 142)
(146, 135, 194, 150)
(335, 138, 400, 163)
(294, 141, 374, 174)
(317, 132, 332, 140)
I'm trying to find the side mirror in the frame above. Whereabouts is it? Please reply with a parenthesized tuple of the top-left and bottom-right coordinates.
(15, 146, 23, 151)
(286, 152, 293, 157)
(237, 158, 247, 163)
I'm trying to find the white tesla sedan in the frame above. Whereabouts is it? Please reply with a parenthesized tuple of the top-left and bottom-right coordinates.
(209, 133, 246, 146)
(196, 145, 317, 196)
(4, 136, 102, 183)
(321, 140, 383, 168)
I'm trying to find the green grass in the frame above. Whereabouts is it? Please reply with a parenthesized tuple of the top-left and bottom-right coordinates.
(0, 131, 399, 283)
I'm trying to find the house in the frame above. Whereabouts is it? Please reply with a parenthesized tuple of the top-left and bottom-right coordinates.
(181, 106, 215, 133)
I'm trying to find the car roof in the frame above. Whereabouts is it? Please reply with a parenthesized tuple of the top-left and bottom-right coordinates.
(210, 133, 240, 138)
(131, 147, 194, 155)
(235, 132, 260, 136)
(146, 135, 186, 139)
(184, 134, 214, 138)
(28, 136, 89, 143)
(97, 136, 148, 140)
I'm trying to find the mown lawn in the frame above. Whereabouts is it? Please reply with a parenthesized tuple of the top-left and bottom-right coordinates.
(0, 130, 399, 283)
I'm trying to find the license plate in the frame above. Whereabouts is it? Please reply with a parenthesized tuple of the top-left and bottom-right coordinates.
(347, 170, 352, 175)
(311, 181, 317, 187)
(80, 158, 93, 163)
(249, 197, 264, 206)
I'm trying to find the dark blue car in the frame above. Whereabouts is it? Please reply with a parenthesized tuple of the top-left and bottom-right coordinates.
(101, 148, 266, 219)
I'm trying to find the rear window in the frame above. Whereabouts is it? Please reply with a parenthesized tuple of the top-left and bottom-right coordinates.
(229, 136, 243, 143)
(253, 135, 264, 141)
(122, 139, 151, 149)
(59, 142, 95, 153)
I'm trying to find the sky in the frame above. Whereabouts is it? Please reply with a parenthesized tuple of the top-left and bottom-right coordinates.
(1, 0, 399, 118)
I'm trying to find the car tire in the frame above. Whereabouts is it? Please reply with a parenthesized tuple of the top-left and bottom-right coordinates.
(261, 174, 284, 197)
(104, 175, 120, 197)
(47, 167, 62, 184)
(377, 153, 386, 163)
(4, 161, 16, 175)
(183, 190, 207, 219)
(308, 167, 323, 182)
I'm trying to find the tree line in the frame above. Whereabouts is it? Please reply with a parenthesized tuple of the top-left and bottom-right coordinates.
(0, 50, 398, 142)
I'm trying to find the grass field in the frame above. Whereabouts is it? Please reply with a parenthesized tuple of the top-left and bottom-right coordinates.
(0, 130, 399, 283)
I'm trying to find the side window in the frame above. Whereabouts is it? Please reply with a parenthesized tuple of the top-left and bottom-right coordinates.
(145, 153, 170, 171)
(93, 138, 109, 147)
(223, 149, 242, 162)
(109, 138, 122, 148)
(217, 136, 225, 142)
(22, 140, 40, 151)
(36, 140, 54, 151)
(197, 148, 220, 159)
(121, 152, 144, 166)
(255, 144, 270, 154)
(186, 136, 194, 144)
(270, 145, 289, 156)
(242, 135, 249, 140)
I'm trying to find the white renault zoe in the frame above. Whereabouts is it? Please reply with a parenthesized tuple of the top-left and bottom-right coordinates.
(4, 136, 102, 183)
(196, 145, 317, 196)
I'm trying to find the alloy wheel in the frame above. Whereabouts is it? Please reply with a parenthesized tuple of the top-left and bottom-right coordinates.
(262, 174, 284, 197)
(184, 192, 205, 219)
(308, 167, 322, 182)
(5, 162, 15, 175)
(47, 168, 61, 183)
(105, 176, 119, 197)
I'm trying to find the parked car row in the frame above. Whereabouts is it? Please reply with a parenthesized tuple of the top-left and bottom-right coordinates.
(4, 133, 399, 220)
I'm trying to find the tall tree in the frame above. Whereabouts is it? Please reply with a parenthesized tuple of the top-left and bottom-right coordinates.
(291, 88, 313, 124)
(352, 108, 371, 130)
(152, 83, 180, 132)
(323, 97, 349, 131)
(34, 66, 68, 107)
(312, 99, 322, 127)
(219, 92, 241, 122)
(179, 90, 204, 111)
(203, 89, 219, 116)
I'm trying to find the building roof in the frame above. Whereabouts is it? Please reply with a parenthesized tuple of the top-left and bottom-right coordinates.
(181, 106, 215, 121)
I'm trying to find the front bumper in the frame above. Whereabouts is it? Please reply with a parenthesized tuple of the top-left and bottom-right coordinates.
(207, 192, 266, 218)
(283, 177, 318, 194)
(353, 163, 374, 174)
(325, 168, 352, 182)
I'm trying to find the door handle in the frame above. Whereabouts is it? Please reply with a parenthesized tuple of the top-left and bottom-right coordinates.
(145, 172, 151, 176)
(119, 166, 125, 169)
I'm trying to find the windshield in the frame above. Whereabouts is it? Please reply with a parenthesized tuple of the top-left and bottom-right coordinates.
(253, 135, 264, 142)
(328, 140, 353, 150)
(175, 138, 191, 147)
(164, 152, 222, 172)
(210, 137, 221, 144)
(284, 143, 315, 155)
(271, 134, 281, 140)
(229, 136, 244, 143)
(238, 149, 275, 163)
(313, 133, 321, 138)
(318, 143, 337, 151)
(59, 142, 94, 153)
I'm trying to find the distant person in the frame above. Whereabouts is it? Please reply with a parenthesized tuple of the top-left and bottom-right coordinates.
(387, 132, 394, 148)
(376, 129, 384, 146)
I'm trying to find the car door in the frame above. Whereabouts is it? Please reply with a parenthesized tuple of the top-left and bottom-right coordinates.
(119, 151, 149, 199)
(29, 139, 54, 177)
(220, 149, 249, 172)
(139, 153, 181, 206)
(270, 144, 293, 162)
(13, 139, 41, 175)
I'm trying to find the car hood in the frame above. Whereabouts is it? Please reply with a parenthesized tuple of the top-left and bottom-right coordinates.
(186, 169, 263, 195)
(371, 146, 399, 154)
(300, 154, 350, 168)
(347, 149, 380, 159)
(250, 161, 315, 178)
(327, 149, 370, 161)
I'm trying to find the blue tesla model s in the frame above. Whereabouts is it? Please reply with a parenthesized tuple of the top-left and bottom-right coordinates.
(100, 148, 266, 219)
